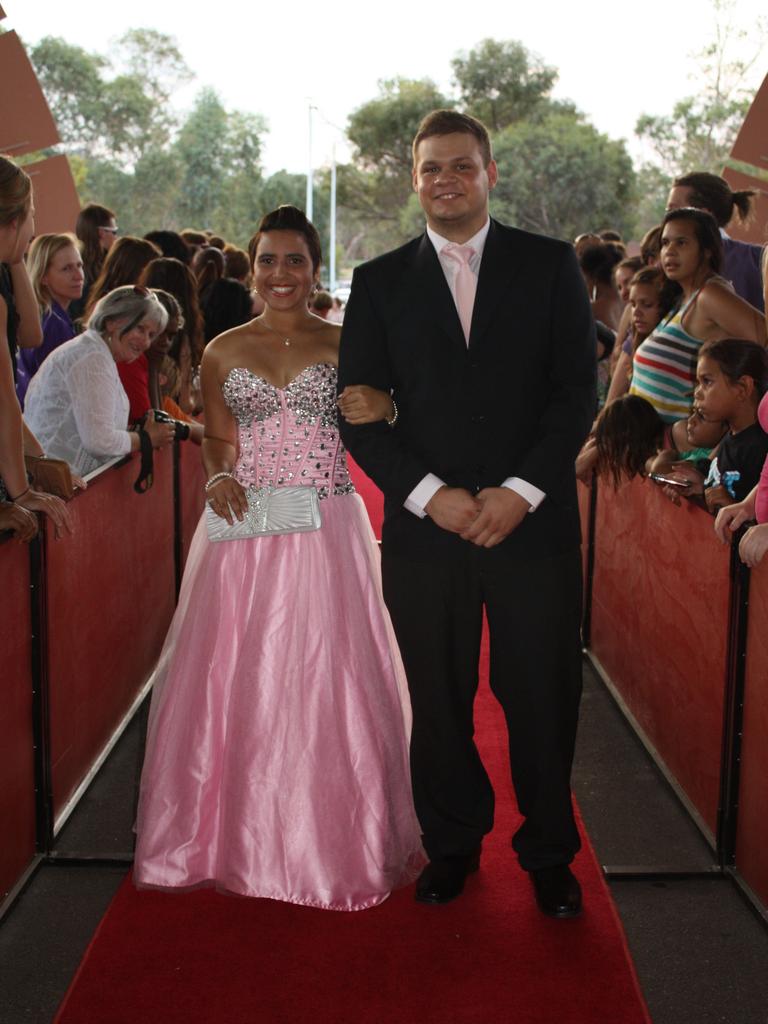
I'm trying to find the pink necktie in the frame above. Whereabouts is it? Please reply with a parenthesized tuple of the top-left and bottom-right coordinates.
(442, 243, 476, 344)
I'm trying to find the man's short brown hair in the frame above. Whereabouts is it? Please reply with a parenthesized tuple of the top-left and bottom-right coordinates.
(412, 110, 493, 168)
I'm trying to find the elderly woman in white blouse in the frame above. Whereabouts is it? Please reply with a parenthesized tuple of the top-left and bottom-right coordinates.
(25, 285, 176, 476)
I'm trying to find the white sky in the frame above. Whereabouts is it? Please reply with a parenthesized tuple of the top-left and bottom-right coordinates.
(4, 1, 767, 175)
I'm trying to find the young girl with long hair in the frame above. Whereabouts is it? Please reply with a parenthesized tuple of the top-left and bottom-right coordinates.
(576, 268, 676, 481)
(660, 340, 768, 511)
(715, 250, 768, 563)
(84, 236, 161, 322)
(139, 256, 206, 414)
(630, 208, 766, 424)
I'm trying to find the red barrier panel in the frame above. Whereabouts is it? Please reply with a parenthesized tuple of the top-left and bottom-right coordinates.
(0, 538, 36, 900)
(735, 556, 768, 906)
(589, 476, 730, 837)
(44, 450, 176, 823)
(178, 440, 205, 572)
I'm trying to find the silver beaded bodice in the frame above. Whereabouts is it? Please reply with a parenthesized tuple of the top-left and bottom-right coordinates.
(221, 362, 355, 499)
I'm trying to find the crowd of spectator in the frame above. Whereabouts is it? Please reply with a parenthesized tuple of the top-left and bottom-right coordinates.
(1, 151, 357, 546)
(1, 154, 767, 568)
(576, 172, 768, 570)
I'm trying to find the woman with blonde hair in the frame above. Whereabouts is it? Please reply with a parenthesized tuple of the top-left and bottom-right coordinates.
(16, 233, 84, 405)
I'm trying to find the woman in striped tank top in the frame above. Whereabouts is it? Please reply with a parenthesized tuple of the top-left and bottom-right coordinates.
(631, 208, 766, 423)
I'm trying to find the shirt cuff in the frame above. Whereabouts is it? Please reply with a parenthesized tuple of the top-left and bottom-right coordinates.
(502, 477, 546, 513)
(404, 473, 446, 518)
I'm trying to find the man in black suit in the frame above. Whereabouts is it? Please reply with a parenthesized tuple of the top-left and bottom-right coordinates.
(338, 110, 595, 916)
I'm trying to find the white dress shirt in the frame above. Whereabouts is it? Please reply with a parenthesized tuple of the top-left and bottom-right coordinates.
(404, 220, 546, 518)
(24, 328, 133, 477)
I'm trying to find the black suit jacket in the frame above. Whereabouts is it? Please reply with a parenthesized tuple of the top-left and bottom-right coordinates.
(338, 219, 596, 564)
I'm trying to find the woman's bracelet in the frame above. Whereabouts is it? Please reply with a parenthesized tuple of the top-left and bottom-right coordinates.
(10, 486, 31, 502)
(205, 471, 234, 492)
(385, 399, 399, 428)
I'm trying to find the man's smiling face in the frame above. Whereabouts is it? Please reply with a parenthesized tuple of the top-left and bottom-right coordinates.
(412, 132, 497, 241)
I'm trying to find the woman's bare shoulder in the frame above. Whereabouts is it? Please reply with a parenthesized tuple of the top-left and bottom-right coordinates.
(204, 321, 258, 361)
(698, 276, 737, 308)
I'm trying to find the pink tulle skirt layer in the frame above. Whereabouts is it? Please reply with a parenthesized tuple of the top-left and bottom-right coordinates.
(757, 393, 768, 524)
(134, 494, 424, 911)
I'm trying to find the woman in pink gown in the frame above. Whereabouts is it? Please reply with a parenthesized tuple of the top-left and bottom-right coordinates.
(134, 207, 423, 910)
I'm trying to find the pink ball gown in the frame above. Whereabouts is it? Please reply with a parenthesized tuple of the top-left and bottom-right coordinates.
(134, 362, 424, 910)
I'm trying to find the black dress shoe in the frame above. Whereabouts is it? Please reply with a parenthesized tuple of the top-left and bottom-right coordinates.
(529, 864, 582, 918)
(415, 850, 481, 904)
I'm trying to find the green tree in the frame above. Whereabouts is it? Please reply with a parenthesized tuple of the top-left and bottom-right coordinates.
(491, 112, 637, 241)
(347, 77, 451, 177)
(173, 88, 230, 228)
(344, 78, 451, 253)
(29, 36, 107, 153)
(633, 165, 672, 236)
(256, 170, 306, 211)
(635, 0, 766, 176)
(171, 90, 268, 241)
(29, 30, 192, 162)
(452, 39, 557, 132)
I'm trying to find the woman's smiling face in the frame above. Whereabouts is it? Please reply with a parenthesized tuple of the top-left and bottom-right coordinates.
(252, 231, 317, 311)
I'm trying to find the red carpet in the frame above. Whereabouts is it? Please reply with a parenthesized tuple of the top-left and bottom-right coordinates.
(55, 635, 650, 1023)
(56, 477, 649, 1022)
(347, 457, 383, 540)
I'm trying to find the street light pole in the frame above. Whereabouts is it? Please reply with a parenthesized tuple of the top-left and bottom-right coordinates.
(330, 143, 337, 293)
(306, 103, 314, 222)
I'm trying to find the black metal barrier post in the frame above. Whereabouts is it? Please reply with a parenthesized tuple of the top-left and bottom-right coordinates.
(29, 527, 54, 855)
(716, 530, 751, 869)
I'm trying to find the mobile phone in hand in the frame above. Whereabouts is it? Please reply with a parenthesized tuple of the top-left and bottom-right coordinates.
(648, 472, 690, 489)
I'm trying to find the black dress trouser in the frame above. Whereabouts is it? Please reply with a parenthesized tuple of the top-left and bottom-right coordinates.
(382, 540, 583, 872)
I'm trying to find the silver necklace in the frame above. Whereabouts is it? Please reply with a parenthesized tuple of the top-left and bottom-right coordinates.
(259, 318, 291, 346)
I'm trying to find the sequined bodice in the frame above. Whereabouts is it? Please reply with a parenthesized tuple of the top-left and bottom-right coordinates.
(222, 362, 354, 499)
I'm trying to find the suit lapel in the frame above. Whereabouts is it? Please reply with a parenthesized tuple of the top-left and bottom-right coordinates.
(469, 220, 522, 349)
(406, 234, 467, 353)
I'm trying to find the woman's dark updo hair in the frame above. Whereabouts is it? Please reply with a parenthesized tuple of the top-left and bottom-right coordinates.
(661, 208, 723, 275)
(699, 339, 768, 398)
(144, 230, 191, 265)
(578, 242, 623, 286)
(193, 245, 225, 296)
(249, 206, 322, 272)
(673, 172, 756, 228)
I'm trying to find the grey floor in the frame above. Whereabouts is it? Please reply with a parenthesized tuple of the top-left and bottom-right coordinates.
(1, 664, 767, 1024)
